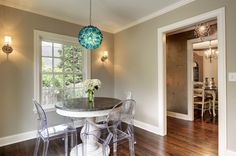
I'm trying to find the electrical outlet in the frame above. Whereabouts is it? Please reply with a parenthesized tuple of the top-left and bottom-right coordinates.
(228, 72, 236, 81)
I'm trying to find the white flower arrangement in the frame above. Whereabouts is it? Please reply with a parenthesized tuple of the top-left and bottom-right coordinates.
(83, 79, 101, 93)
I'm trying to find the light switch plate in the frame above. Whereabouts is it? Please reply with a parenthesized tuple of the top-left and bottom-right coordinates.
(228, 72, 236, 81)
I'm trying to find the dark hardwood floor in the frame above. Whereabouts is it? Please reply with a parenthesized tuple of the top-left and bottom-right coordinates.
(0, 114, 218, 156)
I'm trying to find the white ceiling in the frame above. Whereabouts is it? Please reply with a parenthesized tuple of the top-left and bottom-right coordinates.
(0, 0, 195, 33)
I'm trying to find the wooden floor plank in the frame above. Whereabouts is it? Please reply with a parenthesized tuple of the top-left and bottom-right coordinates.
(0, 114, 218, 156)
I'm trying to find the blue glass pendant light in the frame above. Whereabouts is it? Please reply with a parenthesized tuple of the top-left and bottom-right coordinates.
(78, 0, 103, 49)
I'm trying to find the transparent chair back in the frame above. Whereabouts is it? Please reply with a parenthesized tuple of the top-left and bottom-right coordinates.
(34, 100, 50, 138)
(33, 100, 77, 156)
(106, 99, 136, 156)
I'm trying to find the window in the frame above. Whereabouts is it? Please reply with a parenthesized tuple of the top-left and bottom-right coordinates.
(34, 30, 90, 110)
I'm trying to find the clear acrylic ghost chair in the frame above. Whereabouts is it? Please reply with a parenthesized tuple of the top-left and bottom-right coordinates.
(33, 100, 78, 156)
(81, 99, 136, 156)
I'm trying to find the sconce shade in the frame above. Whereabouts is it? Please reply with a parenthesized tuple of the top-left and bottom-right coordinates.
(4, 36, 12, 45)
(78, 25, 103, 49)
(103, 51, 108, 57)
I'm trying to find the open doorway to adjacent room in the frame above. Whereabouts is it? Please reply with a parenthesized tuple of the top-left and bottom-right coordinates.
(166, 19, 218, 121)
(157, 8, 226, 156)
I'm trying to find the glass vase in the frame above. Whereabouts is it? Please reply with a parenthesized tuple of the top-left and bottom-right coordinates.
(88, 90, 94, 102)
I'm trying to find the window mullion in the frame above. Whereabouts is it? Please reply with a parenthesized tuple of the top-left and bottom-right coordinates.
(40, 40, 43, 104)
(62, 44, 65, 99)
(73, 47, 76, 98)
(52, 43, 55, 104)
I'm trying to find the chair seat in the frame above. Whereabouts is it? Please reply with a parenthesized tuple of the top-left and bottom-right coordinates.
(40, 124, 76, 138)
(82, 99, 136, 156)
(33, 100, 78, 156)
(194, 97, 211, 103)
(86, 124, 130, 145)
(110, 129, 130, 143)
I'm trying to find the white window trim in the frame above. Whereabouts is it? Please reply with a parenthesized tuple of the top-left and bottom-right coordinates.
(33, 30, 91, 112)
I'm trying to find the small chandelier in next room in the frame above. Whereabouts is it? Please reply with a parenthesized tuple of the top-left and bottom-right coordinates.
(205, 40, 218, 63)
(78, 0, 103, 49)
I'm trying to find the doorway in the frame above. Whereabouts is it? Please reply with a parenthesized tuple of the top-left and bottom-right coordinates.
(188, 35, 219, 121)
(157, 8, 226, 155)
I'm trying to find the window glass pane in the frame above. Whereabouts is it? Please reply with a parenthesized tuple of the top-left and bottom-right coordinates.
(54, 58, 63, 72)
(63, 45, 75, 72)
(41, 88, 54, 105)
(53, 74, 64, 89)
(64, 89, 75, 99)
(54, 43, 63, 57)
(41, 74, 54, 105)
(74, 74, 83, 84)
(42, 74, 53, 88)
(64, 74, 74, 87)
(74, 88, 83, 98)
(63, 45, 74, 60)
(73, 46, 83, 72)
(40, 38, 85, 105)
(54, 89, 64, 102)
(42, 57, 52, 72)
(74, 58, 83, 73)
(42, 41, 52, 57)
(63, 59, 74, 73)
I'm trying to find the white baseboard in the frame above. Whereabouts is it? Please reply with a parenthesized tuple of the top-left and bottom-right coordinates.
(167, 111, 192, 121)
(134, 120, 161, 135)
(0, 120, 85, 147)
(227, 150, 236, 156)
(0, 130, 37, 147)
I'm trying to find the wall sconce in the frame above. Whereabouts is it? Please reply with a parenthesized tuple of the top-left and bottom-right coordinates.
(2, 36, 13, 55)
(101, 51, 108, 62)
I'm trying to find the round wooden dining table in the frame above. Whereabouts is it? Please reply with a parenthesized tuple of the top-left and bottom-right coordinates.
(55, 97, 122, 156)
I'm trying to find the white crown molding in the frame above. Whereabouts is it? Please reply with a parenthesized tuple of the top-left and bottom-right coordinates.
(114, 0, 195, 33)
(0, 0, 195, 34)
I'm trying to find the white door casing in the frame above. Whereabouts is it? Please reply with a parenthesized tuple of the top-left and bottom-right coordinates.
(157, 7, 226, 156)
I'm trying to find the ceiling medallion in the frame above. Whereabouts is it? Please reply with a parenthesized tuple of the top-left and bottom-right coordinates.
(194, 23, 210, 40)
(78, 0, 103, 49)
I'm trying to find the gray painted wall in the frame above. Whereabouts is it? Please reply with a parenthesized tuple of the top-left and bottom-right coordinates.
(114, 0, 236, 151)
(0, 5, 114, 137)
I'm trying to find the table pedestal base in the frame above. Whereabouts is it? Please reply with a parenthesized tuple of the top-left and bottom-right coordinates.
(70, 143, 110, 156)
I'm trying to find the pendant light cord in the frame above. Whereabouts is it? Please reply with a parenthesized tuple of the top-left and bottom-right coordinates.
(89, 0, 92, 25)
